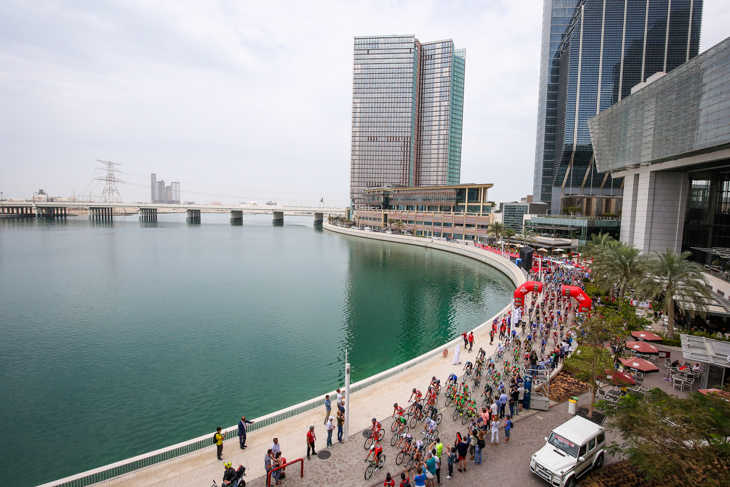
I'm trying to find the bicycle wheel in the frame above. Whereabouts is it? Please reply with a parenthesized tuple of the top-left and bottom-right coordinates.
(461, 411, 470, 425)
(481, 398, 488, 410)
(452, 408, 459, 422)
(435, 413, 443, 425)
(390, 432, 399, 446)
(403, 425, 409, 435)
(409, 415, 418, 429)
(444, 394, 453, 407)
(396, 451, 405, 465)
(378, 429, 385, 441)
(364, 436, 373, 450)
(379, 454, 386, 467)
(405, 456, 415, 470)
(432, 396, 439, 407)
(364, 464, 375, 481)
(390, 419, 398, 432)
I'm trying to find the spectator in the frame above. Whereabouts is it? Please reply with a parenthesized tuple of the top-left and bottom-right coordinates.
(272, 451, 283, 485)
(323, 395, 332, 425)
(337, 388, 345, 413)
(425, 451, 436, 486)
(384, 472, 395, 487)
(431, 447, 441, 486)
(518, 383, 525, 412)
(504, 415, 513, 443)
(271, 437, 281, 455)
(306, 426, 316, 460)
(400, 469, 411, 487)
(326, 416, 335, 447)
(469, 428, 477, 460)
(510, 386, 519, 417)
(467, 331, 474, 352)
(414, 466, 426, 487)
(214, 427, 225, 460)
(238, 416, 254, 449)
(455, 434, 469, 473)
(336, 410, 344, 443)
(264, 449, 274, 480)
(475, 430, 485, 465)
(490, 417, 500, 445)
(499, 391, 508, 418)
(446, 447, 456, 479)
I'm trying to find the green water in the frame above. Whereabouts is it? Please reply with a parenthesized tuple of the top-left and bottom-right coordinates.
(0, 214, 513, 485)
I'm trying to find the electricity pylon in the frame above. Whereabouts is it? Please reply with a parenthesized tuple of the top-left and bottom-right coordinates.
(95, 160, 124, 203)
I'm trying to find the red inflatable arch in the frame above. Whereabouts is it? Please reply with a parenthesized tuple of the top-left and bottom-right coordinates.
(561, 285, 593, 312)
(514, 281, 543, 308)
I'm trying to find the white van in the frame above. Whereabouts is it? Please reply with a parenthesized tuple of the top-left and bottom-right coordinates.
(530, 416, 606, 487)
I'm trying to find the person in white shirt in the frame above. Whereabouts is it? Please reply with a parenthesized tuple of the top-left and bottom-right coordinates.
(271, 438, 281, 455)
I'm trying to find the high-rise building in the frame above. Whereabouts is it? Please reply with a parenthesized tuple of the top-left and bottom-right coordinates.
(151, 173, 157, 203)
(150, 174, 180, 204)
(532, 0, 702, 214)
(350, 35, 466, 209)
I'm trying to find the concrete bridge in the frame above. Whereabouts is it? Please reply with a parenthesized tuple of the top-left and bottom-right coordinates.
(0, 201, 346, 225)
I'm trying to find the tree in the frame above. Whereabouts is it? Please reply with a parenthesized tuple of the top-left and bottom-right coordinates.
(591, 242, 649, 299)
(563, 306, 625, 418)
(487, 222, 505, 245)
(638, 249, 710, 339)
(583, 232, 615, 260)
(603, 388, 730, 486)
(503, 227, 517, 250)
(519, 228, 538, 247)
(387, 218, 395, 231)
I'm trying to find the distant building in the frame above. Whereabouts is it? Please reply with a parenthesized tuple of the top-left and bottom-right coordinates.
(356, 183, 494, 240)
(350, 35, 466, 209)
(150, 173, 180, 204)
(500, 202, 549, 231)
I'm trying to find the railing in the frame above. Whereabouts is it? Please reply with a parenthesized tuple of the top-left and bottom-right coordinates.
(38, 228, 522, 487)
(266, 458, 303, 487)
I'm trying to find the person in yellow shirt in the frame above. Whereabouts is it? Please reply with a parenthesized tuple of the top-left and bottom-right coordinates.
(215, 426, 226, 460)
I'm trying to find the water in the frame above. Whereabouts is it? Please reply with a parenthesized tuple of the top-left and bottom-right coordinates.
(0, 213, 513, 486)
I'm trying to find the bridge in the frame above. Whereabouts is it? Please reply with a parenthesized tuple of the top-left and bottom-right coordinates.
(0, 201, 347, 225)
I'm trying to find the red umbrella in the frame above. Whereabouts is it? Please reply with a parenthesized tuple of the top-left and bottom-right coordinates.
(620, 357, 660, 373)
(698, 389, 730, 401)
(630, 331, 662, 342)
(625, 341, 659, 354)
(602, 369, 636, 386)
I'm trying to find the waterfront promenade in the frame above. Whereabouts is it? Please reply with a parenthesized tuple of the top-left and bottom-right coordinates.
(46, 224, 525, 487)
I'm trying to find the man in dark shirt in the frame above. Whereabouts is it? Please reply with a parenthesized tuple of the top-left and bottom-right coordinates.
(456, 434, 469, 473)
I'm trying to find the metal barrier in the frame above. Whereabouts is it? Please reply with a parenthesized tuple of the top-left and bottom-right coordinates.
(266, 458, 303, 487)
(38, 227, 523, 487)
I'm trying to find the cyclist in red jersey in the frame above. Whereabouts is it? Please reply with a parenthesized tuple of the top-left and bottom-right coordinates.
(409, 388, 423, 403)
(371, 417, 382, 437)
(366, 440, 383, 466)
(393, 403, 405, 418)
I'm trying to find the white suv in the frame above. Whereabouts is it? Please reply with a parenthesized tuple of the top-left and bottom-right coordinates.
(530, 416, 606, 487)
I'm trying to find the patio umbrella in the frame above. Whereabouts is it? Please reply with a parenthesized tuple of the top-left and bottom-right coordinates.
(698, 389, 730, 400)
(625, 341, 659, 354)
(620, 357, 660, 373)
(554, 248, 566, 252)
(537, 248, 548, 252)
(602, 369, 636, 386)
(630, 330, 663, 342)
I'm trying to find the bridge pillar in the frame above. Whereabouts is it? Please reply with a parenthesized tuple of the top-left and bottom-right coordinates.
(89, 207, 113, 221)
(230, 210, 243, 224)
(186, 209, 201, 223)
(139, 208, 158, 222)
(272, 211, 284, 225)
(313, 212, 323, 226)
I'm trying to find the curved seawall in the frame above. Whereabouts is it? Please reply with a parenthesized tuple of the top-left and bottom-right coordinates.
(40, 222, 525, 487)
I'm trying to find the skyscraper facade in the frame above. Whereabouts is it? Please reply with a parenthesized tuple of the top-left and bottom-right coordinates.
(533, 0, 702, 213)
(350, 35, 466, 209)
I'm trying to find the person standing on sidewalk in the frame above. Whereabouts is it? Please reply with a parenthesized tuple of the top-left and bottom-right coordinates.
(446, 447, 456, 479)
(214, 427, 225, 460)
(467, 332, 474, 352)
(238, 416, 254, 449)
(326, 416, 335, 447)
(306, 426, 317, 459)
(504, 416, 513, 443)
(336, 410, 344, 443)
(490, 417, 500, 446)
(323, 395, 332, 425)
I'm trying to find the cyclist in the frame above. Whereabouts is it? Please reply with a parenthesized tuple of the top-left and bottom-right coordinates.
(422, 416, 437, 436)
(476, 348, 486, 362)
(366, 440, 383, 467)
(411, 400, 424, 420)
(429, 376, 441, 394)
(446, 373, 458, 386)
(393, 403, 405, 419)
(370, 418, 382, 439)
(409, 388, 423, 404)
(402, 433, 414, 456)
(463, 361, 473, 376)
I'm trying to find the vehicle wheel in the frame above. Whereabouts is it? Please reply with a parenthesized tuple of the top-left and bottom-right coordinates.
(396, 451, 405, 465)
(445, 395, 453, 407)
(431, 429, 438, 441)
(409, 416, 418, 428)
(452, 408, 459, 422)
(364, 436, 373, 450)
(377, 429, 385, 441)
(564, 476, 576, 487)
(435, 413, 443, 425)
(594, 453, 604, 470)
(390, 432, 398, 446)
(390, 420, 398, 432)
(364, 464, 375, 480)
(461, 412, 469, 425)
(379, 454, 386, 467)
(403, 425, 409, 435)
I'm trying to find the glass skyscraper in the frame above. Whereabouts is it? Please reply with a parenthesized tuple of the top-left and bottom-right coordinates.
(350, 35, 466, 209)
(533, 0, 702, 213)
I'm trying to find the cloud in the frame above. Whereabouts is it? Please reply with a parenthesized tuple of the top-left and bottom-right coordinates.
(0, 0, 726, 205)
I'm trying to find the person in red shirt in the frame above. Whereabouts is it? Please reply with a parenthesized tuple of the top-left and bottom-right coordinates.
(306, 426, 316, 460)
(366, 440, 383, 466)
(468, 331, 475, 352)
(383, 472, 395, 486)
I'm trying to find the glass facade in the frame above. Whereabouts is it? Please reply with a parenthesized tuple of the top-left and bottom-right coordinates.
(350, 35, 466, 209)
(534, 0, 703, 211)
(590, 36, 730, 173)
(502, 203, 530, 231)
(533, 0, 581, 206)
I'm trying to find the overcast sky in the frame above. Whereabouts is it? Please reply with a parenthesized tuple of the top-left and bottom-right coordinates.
(1, 0, 728, 206)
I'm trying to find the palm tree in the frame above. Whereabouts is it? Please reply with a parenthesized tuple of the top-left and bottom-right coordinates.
(487, 222, 505, 246)
(591, 242, 649, 299)
(584, 232, 615, 260)
(519, 228, 538, 247)
(503, 228, 517, 251)
(638, 249, 711, 339)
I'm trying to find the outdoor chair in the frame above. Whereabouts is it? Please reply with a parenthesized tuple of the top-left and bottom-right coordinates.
(672, 375, 689, 391)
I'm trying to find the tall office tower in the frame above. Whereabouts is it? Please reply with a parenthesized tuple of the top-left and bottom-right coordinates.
(532, 0, 702, 213)
(151, 173, 157, 203)
(350, 35, 466, 209)
(532, 0, 581, 208)
(171, 182, 181, 204)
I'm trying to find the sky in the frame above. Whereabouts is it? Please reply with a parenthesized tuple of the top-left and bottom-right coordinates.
(0, 1, 728, 207)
